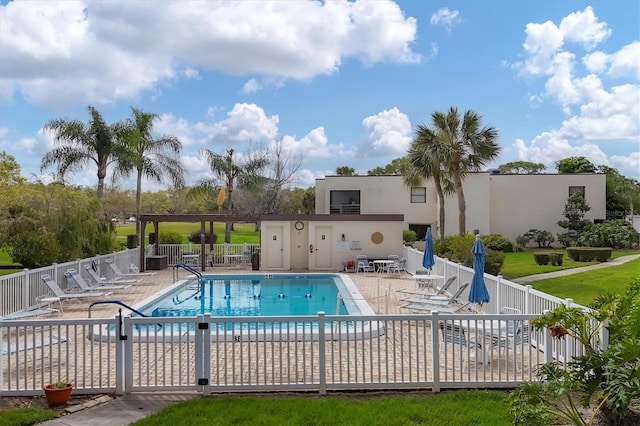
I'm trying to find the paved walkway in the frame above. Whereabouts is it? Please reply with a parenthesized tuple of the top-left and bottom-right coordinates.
(512, 254, 640, 283)
(37, 253, 640, 425)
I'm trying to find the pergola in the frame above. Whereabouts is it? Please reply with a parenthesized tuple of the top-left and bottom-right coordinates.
(138, 213, 259, 272)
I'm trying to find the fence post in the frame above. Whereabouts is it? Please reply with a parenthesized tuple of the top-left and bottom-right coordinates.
(22, 268, 31, 312)
(542, 310, 554, 363)
(431, 312, 441, 392)
(525, 285, 532, 314)
(496, 275, 502, 313)
(318, 312, 326, 395)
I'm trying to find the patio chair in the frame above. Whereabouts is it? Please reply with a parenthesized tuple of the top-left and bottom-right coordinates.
(492, 321, 531, 372)
(355, 255, 375, 273)
(401, 302, 472, 314)
(386, 257, 406, 276)
(41, 274, 111, 304)
(439, 321, 485, 372)
(65, 269, 131, 291)
(106, 259, 156, 276)
(84, 265, 141, 284)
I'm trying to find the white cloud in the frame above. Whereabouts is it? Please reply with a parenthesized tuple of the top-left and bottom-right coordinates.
(430, 8, 460, 32)
(358, 107, 412, 157)
(0, 0, 419, 106)
(241, 79, 260, 94)
(559, 6, 611, 51)
(514, 132, 610, 171)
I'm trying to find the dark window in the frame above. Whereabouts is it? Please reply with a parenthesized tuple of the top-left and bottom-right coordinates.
(409, 224, 430, 241)
(410, 187, 426, 203)
(569, 186, 585, 197)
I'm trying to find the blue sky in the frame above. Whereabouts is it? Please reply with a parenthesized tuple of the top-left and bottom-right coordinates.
(0, 1, 638, 191)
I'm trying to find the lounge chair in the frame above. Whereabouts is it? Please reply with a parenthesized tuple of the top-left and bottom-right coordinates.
(105, 259, 155, 276)
(400, 282, 469, 306)
(41, 274, 111, 303)
(396, 275, 458, 300)
(1, 307, 60, 320)
(84, 265, 141, 284)
(401, 301, 472, 314)
(65, 269, 131, 291)
(2, 335, 67, 356)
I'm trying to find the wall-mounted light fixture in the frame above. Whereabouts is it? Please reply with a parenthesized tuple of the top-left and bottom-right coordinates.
(273, 235, 277, 240)
(341, 234, 345, 241)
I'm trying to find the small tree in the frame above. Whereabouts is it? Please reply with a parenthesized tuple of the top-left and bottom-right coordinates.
(558, 192, 591, 246)
(508, 281, 640, 425)
(524, 229, 555, 248)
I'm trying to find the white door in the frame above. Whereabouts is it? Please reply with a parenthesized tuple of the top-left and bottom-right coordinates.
(265, 225, 284, 269)
(314, 225, 332, 269)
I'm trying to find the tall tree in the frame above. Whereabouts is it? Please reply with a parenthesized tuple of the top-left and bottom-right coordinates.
(41, 105, 129, 219)
(196, 148, 268, 242)
(431, 107, 500, 235)
(555, 156, 596, 174)
(405, 125, 453, 244)
(597, 165, 640, 219)
(498, 161, 545, 174)
(335, 166, 355, 176)
(117, 107, 185, 239)
(0, 152, 25, 185)
(368, 158, 409, 176)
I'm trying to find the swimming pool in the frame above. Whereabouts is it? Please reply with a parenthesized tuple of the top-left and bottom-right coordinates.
(139, 274, 364, 317)
(93, 273, 381, 342)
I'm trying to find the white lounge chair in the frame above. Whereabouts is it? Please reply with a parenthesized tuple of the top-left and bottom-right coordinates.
(65, 269, 131, 291)
(105, 259, 155, 276)
(84, 265, 141, 284)
(41, 274, 111, 303)
(2, 335, 67, 356)
(400, 281, 469, 306)
(396, 275, 458, 300)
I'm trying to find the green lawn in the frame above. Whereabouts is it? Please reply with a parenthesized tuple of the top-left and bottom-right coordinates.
(130, 391, 512, 426)
(115, 222, 260, 244)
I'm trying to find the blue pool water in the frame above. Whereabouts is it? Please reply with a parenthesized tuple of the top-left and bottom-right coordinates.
(136, 274, 361, 318)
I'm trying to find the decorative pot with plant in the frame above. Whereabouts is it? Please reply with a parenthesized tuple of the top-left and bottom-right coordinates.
(43, 380, 73, 407)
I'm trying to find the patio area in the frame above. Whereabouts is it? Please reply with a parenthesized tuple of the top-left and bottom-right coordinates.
(2, 263, 549, 396)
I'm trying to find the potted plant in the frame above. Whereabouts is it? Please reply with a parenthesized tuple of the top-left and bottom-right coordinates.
(43, 380, 73, 407)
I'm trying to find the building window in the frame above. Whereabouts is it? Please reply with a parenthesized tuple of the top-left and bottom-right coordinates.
(569, 186, 585, 197)
(410, 187, 426, 203)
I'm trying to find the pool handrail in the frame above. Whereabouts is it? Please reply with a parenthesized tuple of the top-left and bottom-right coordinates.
(173, 263, 202, 279)
(88, 300, 150, 318)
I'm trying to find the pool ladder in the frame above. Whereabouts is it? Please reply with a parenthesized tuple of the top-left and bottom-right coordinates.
(173, 263, 203, 282)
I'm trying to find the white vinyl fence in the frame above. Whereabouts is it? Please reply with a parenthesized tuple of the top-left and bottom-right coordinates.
(1, 246, 606, 396)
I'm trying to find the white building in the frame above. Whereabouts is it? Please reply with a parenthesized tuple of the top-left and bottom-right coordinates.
(315, 172, 607, 244)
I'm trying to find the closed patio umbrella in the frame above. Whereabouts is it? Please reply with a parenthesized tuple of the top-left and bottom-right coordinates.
(422, 227, 435, 270)
(469, 234, 490, 311)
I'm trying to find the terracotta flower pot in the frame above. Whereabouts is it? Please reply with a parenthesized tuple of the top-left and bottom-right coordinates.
(43, 383, 73, 407)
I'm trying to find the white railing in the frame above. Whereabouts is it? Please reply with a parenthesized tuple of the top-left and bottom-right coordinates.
(155, 243, 260, 266)
(0, 249, 140, 317)
(2, 311, 561, 396)
(0, 246, 606, 396)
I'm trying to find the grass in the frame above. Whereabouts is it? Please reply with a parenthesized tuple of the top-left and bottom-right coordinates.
(0, 407, 57, 426)
(498, 248, 640, 280)
(115, 222, 260, 244)
(130, 391, 512, 426)
(528, 257, 640, 306)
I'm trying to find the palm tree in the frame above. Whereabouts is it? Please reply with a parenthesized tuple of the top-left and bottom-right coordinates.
(197, 148, 269, 242)
(41, 105, 129, 219)
(117, 107, 185, 239)
(404, 125, 454, 244)
(431, 107, 500, 235)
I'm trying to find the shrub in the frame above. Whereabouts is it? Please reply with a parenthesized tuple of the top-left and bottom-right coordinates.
(534, 253, 550, 265)
(187, 231, 217, 244)
(534, 253, 563, 266)
(576, 220, 640, 249)
(436, 233, 504, 275)
(567, 247, 612, 262)
(524, 229, 555, 248)
(509, 282, 640, 425)
(402, 229, 417, 246)
(158, 231, 183, 244)
(9, 230, 61, 268)
(481, 234, 514, 252)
